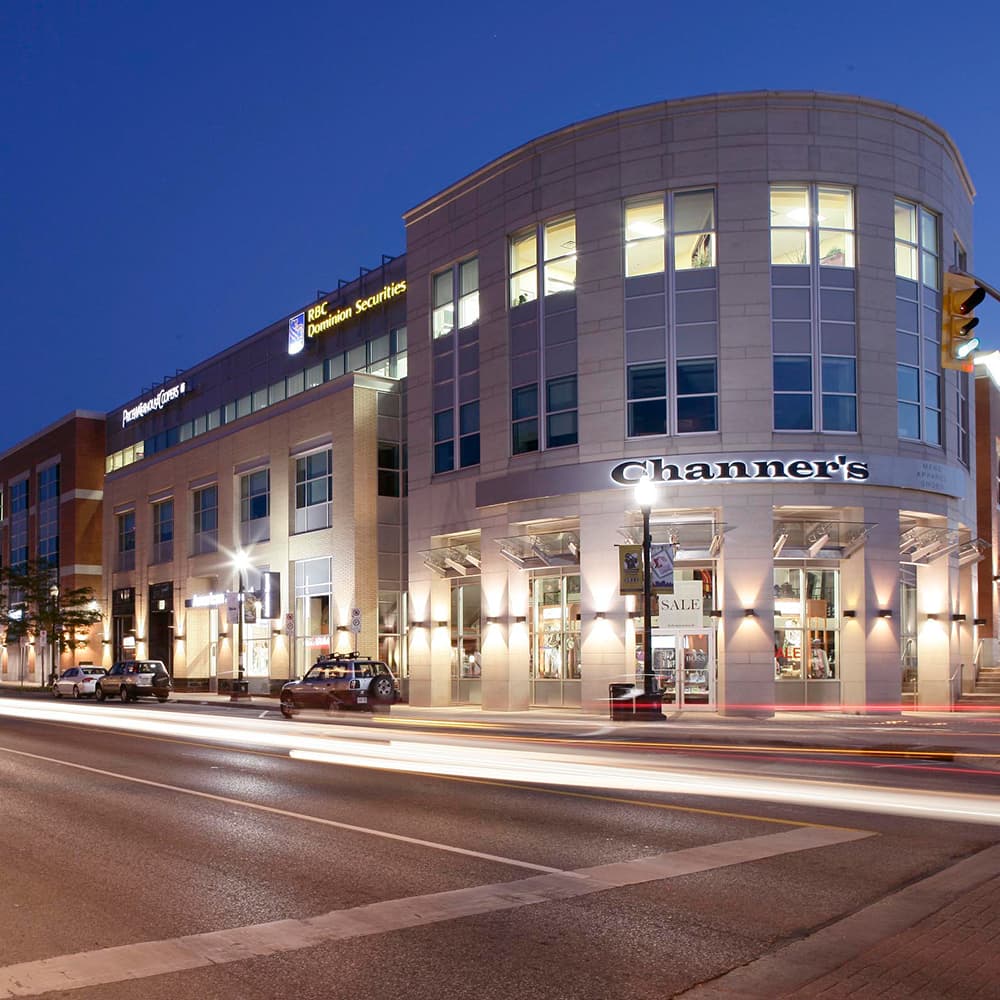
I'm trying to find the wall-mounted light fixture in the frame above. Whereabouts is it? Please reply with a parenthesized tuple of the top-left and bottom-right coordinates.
(575, 613, 582, 621)
(101, 638, 111, 645)
(514, 616, 526, 624)
(743, 608, 757, 618)
(927, 613, 941, 621)
(411, 620, 429, 629)
(336, 625, 349, 632)
(435, 620, 448, 628)
(709, 609, 723, 618)
(878, 609, 893, 618)
(974, 618, 987, 626)
(842, 610, 857, 619)
(994, 575, 1000, 582)
(272, 629, 282, 636)
(594, 611, 606, 620)
(952, 613, 966, 622)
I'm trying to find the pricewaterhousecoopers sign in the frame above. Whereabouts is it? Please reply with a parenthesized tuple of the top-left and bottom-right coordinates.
(475, 451, 968, 508)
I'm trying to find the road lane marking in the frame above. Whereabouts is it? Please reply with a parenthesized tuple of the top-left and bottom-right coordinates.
(0, 825, 873, 998)
(0, 745, 562, 874)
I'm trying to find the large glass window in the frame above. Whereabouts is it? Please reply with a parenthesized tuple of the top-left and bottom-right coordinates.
(625, 190, 718, 437)
(294, 450, 332, 533)
(117, 510, 136, 572)
(510, 230, 538, 306)
(510, 217, 576, 305)
(771, 184, 857, 432)
(530, 574, 582, 683)
(192, 485, 218, 555)
(895, 200, 941, 445)
(773, 567, 840, 680)
(37, 464, 60, 570)
(294, 557, 332, 665)
(240, 468, 270, 544)
(9, 479, 28, 573)
(152, 499, 174, 564)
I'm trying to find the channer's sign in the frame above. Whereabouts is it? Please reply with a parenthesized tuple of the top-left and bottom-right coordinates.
(122, 381, 188, 427)
(610, 454, 870, 486)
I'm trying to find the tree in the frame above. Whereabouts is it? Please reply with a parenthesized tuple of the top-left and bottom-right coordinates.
(0, 561, 103, 684)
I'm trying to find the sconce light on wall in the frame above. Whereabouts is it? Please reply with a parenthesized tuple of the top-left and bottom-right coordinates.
(272, 629, 282, 636)
(974, 618, 987, 626)
(594, 612, 606, 620)
(411, 620, 428, 629)
(514, 616, 526, 624)
(952, 613, 967, 622)
(709, 609, 722, 618)
(435, 620, 448, 628)
(101, 639, 111, 645)
(878, 609, 893, 618)
(842, 610, 857, 619)
(994, 575, 1000, 582)
(743, 608, 757, 618)
(336, 625, 349, 632)
(927, 613, 941, 621)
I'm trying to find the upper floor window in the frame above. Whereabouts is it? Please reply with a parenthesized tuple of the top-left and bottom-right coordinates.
(625, 189, 716, 277)
(116, 510, 136, 572)
(9, 478, 29, 572)
(433, 258, 479, 338)
(152, 498, 174, 564)
(37, 464, 60, 569)
(771, 186, 855, 267)
(240, 469, 270, 544)
(510, 217, 576, 305)
(895, 199, 941, 445)
(295, 450, 332, 533)
(192, 485, 218, 555)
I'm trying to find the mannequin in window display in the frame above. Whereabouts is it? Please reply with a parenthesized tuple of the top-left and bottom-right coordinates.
(809, 639, 830, 679)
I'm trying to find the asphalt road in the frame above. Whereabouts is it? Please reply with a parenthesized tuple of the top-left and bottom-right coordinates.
(1, 698, 998, 999)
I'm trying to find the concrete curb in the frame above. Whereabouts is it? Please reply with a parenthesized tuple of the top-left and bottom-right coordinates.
(675, 843, 1000, 998)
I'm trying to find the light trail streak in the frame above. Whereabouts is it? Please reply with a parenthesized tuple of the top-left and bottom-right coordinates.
(2, 701, 999, 826)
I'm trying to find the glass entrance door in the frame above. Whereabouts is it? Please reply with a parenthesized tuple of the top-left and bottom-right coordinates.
(651, 630, 715, 709)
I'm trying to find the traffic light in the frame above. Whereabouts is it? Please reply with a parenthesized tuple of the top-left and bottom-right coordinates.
(941, 272, 985, 372)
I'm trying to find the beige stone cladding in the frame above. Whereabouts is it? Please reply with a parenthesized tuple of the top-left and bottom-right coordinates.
(404, 91, 978, 714)
(101, 373, 394, 691)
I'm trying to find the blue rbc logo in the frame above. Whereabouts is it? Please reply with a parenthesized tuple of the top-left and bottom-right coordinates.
(288, 312, 305, 355)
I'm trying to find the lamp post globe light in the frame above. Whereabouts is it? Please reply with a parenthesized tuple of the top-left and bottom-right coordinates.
(232, 551, 251, 701)
(635, 475, 665, 719)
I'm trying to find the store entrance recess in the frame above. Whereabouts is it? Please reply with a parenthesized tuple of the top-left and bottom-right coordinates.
(651, 631, 715, 709)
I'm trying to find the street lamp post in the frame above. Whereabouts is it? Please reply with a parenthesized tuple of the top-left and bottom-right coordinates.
(232, 552, 250, 702)
(49, 583, 60, 686)
(635, 475, 665, 719)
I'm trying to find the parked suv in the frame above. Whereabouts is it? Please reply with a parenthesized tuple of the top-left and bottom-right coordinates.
(280, 653, 399, 717)
(96, 660, 172, 703)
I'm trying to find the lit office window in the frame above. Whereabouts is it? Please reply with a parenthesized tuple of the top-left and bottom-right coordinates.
(625, 190, 719, 436)
(771, 184, 857, 432)
(510, 230, 538, 306)
(543, 217, 577, 295)
(895, 199, 941, 444)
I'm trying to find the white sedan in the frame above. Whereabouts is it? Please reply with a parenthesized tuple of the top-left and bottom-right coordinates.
(52, 666, 107, 699)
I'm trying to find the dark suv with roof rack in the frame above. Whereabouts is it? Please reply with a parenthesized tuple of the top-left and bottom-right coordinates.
(279, 653, 400, 717)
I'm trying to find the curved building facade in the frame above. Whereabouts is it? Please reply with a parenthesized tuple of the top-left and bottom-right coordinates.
(403, 91, 979, 714)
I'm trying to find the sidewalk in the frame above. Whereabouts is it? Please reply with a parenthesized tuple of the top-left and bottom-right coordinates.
(677, 843, 1000, 999)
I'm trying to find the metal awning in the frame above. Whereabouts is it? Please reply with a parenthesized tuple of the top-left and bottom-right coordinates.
(419, 543, 482, 578)
(496, 531, 580, 569)
(618, 520, 727, 560)
(772, 521, 875, 559)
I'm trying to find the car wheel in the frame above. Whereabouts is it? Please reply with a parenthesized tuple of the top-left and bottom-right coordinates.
(156, 694, 169, 703)
(369, 676, 395, 702)
(52, 686, 62, 698)
(72, 685, 82, 699)
(119, 685, 130, 703)
(95, 684, 106, 702)
(279, 697, 297, 719)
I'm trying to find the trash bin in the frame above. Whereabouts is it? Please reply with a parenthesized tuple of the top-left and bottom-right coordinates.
(609, 683, 639, 720)
(609, 683, 665, 721)
(229, 680, 250, 701)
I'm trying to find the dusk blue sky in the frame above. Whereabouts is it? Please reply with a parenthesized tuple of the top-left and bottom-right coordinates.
(3, 0, 999, 454)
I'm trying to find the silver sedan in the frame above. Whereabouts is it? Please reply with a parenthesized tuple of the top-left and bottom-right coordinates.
(52, 666, 107, 699)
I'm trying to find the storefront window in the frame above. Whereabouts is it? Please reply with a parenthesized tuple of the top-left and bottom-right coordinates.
(530, 575, 581, 680)
(294, 557, 332, 670)
(774, 567, 840, 680)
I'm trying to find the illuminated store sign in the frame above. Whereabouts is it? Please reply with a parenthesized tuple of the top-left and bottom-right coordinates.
(288, 312, 305, 355)
(121, 381, 188, 427)
(185, 592, 227, 609)
(292, 280, 407, 351)
(610, 454, 870, 486)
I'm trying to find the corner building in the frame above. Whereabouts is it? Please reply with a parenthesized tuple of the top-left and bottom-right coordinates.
(404, 92, 980, 714)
